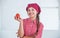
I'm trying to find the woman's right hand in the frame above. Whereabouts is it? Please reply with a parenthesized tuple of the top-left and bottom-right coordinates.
(14, 13, 23, 22)
(14, 16, 23, 22)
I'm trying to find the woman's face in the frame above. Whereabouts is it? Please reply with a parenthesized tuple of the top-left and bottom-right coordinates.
(27, 7, 38, 18)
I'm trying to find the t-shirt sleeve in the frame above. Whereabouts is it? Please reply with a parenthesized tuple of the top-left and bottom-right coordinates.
(35, 22, 44, 38)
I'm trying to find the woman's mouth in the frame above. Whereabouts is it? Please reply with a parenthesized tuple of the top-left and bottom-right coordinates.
(29, 13, 32, 15)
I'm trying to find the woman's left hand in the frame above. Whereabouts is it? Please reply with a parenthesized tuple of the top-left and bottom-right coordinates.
(23, 36, 34, 38)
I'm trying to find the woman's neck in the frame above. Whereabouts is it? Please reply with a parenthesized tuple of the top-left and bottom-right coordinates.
(30, 17, 36, 21)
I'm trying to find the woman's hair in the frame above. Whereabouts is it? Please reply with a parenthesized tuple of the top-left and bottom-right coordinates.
(36, 13, 40, 33)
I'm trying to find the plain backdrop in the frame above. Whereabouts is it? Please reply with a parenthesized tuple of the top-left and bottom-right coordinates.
(0, 0, 59, 38)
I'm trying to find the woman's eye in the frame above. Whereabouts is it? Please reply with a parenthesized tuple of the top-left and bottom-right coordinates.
(28, 9, 30, 12)
(32, 9, 34, 11)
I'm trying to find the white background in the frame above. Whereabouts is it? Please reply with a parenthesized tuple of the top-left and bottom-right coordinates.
(1, 0, 59, 30)
(0, 0, 59, 38)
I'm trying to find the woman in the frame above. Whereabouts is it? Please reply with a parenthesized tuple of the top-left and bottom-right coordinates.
(14, 3, 44, 38)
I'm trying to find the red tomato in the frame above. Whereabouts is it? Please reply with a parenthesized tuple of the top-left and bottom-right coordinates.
(16, 13, 20, 19)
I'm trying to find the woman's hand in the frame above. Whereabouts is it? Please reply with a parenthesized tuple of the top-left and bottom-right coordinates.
(14, 16, 23, 23)
(15, 13, 24, 38)
(23, 36, 34, 38)
(14, 13, 23, 22)
(16, 31, 20, 37)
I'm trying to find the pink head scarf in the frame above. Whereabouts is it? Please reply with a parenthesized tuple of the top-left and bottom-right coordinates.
(26, 3, 41, 14)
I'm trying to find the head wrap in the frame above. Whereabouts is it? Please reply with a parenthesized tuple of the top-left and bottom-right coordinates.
(26, 3, 41, 14)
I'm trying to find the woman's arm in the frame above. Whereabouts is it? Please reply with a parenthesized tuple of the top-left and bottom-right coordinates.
(17, 20, 24, 38)
(14, 16, 24, 38)
(23, 36, 34, 38)
(35, 23, 44, 38)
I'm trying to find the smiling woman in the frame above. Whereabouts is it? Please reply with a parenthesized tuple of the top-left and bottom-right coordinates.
(1, 0, 59, 38)
(14, 3, 44, 38)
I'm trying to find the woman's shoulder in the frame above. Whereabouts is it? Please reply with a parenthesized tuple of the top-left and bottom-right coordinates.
(23, 18, 29, 20)
(39, 22, 44, 28)
(23, 18, 29, 22)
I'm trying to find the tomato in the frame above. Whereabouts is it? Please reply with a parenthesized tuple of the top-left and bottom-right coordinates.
(16, 13, 20, 19)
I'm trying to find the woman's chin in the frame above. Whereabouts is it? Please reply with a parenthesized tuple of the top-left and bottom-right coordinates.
(29, 16, 34, 18)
